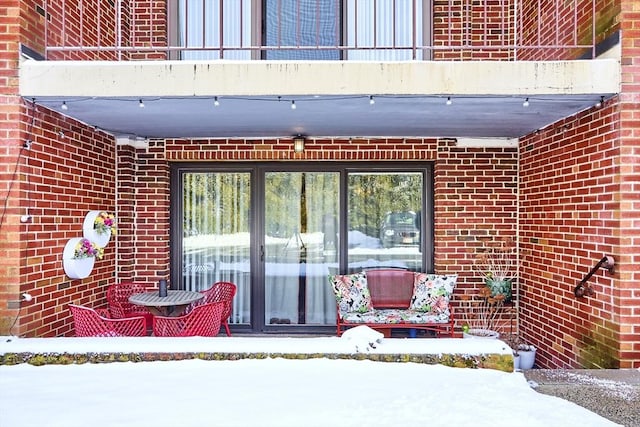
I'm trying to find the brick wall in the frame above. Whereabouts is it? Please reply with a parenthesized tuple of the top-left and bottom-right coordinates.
(616, 0, 640, 368)
(517, 0, 619, 60)
(519, 98, 624, 368)
(4, 104, 118, 337)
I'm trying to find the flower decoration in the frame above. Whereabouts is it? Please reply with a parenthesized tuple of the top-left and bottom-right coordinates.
(94, 211, 116, 235)
(73, 238, 104, 260)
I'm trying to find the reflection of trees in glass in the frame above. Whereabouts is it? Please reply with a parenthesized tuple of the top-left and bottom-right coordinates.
(183, 171, 422, 241)
(265, 173, 339, 238)
(348, 173, 422, 237)
(183, 173, 251, 235)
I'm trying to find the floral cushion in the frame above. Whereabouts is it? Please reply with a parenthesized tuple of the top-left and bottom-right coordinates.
(409, 273, 458, 314)
(329, 272, 373, 316)
(342, 308, 450, 324)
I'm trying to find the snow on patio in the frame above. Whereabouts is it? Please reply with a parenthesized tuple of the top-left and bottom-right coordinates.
(0, 334, 622, 427)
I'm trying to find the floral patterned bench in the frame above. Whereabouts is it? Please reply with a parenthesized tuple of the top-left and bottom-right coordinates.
(329, 268, 457, 338)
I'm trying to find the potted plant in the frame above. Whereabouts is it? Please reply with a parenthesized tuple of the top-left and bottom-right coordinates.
(473, 237, 519, 302)
(501, 333, 537, 370)
(63, 237, 104, 279)
(458, 285, 506, 338)
(83, 210, 116, 248)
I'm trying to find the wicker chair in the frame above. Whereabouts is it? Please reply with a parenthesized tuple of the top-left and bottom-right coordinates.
(188, 281, 237, 336)
(106, 282, 154, 326)
(69, 304, 148, 337)
(152, 301, 225, 337)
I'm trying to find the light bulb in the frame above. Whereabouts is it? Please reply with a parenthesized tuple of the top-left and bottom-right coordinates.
(291, 100, 296, 110)
(214, 96, 220, 107)
(369, 96, 375, 105)
(522, 98, 530, 107)
(446, 97, 452, 106)
(61, 101, 68, 110)
(139, 99, 145, 108)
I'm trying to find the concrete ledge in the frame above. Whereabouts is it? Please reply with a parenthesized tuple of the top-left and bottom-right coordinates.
(0, 336, 515, 372)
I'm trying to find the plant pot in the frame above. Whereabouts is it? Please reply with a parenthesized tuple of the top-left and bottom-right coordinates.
(462, 328, 500, 339)
(485, 278, 512, 302)
(83, 210, 111, 248)
(62, 238, 96, 279)
(517, 345, 536, 369)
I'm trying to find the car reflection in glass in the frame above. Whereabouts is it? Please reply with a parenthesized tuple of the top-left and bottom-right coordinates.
(379, 211, 420, 248)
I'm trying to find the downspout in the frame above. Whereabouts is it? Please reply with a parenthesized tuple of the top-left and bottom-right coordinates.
(516, 137, 520, 338)
(513, 0, 518, 61)
(114, 136, 120, 282)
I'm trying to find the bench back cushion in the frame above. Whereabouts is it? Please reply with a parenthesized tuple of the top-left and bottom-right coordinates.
(409, 273, 458, 314)
(329, 272, 373, 316)
(364, 268, 415, 308)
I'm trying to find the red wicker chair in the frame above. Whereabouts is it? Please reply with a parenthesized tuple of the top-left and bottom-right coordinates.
(187, 281, 237, 336)
(69, 304, 148, 337)
(106, 282, 154, 326)
(152, 301, 225, 337)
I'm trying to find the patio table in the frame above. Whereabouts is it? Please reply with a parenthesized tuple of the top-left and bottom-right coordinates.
(129, 290, 203, 317)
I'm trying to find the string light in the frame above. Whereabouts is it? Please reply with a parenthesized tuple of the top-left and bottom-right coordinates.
(446, 97, 452, 106)
(522, 98, 530, 107)
(369, 95, 375, 105)
(138, 99, 145, 108)
(214, 96, 220, 107)
(596, 96, 604, 108)
(290, 100, 296, 110)
(61, 101, 68, 111)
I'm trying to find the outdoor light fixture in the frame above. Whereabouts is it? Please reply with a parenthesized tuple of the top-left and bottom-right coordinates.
(293, 136, 305, 153)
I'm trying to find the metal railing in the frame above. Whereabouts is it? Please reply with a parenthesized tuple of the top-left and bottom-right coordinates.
(42, 0, 598, 61)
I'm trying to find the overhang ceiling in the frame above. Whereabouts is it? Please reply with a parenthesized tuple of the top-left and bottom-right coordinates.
(20, 59, 620, 140)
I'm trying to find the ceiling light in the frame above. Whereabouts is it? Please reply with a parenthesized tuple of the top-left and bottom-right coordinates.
(293, 135, 305, 152)
(522, 98, 530, 107)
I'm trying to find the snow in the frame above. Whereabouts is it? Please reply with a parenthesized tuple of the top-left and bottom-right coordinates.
(0, 334, 621, 427)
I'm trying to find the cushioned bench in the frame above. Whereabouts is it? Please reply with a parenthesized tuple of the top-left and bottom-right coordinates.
(329, 268, 457, 338)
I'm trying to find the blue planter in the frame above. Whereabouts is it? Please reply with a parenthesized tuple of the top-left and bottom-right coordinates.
(485, 278, 512, 302)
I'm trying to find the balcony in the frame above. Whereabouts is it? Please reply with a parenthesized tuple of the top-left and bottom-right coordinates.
(41, 0, 603, 61)
(20, 0, 619, 140)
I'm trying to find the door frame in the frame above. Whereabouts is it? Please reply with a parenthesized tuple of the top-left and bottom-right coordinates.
(170, 161, 434, 334)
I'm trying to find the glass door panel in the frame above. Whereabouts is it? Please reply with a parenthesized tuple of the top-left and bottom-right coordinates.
(264, 172, 339, 325)
(347, 172, 423, 272)
(181, 172, 252, 325)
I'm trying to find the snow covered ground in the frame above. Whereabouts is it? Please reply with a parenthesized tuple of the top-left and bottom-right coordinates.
(0, 335, 622, 427)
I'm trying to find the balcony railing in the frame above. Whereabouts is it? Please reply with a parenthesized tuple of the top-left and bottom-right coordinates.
(42, 0, 599, 61)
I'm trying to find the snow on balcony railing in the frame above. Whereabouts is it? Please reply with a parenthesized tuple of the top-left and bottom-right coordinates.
(42, 0, 598, 61)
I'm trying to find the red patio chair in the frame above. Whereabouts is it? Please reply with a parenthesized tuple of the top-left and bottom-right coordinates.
(152, 301, 225, 337)
(187, 281, 237, 336)
(69, 304, 147, 337)
(106, 282, 154, 326)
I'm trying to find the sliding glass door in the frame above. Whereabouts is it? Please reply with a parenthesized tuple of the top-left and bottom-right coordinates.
(264, 171, 339, 325)
(173, 163, 432, 334)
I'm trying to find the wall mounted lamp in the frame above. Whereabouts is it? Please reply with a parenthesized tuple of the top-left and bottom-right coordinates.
(293, 136, 305, 153)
